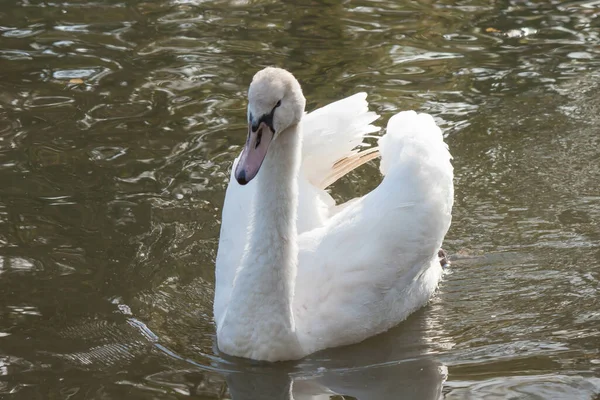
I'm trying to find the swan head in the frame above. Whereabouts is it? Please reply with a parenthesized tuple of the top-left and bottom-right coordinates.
(235, 67, 306, 185)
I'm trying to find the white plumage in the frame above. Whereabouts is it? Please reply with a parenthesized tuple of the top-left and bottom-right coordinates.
(214, 67, 453, 361)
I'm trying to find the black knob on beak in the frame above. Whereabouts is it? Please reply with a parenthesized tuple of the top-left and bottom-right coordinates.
(235, 169, 248, 185)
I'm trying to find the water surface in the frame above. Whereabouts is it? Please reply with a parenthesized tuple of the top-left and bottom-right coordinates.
(0, 0, 599, 398)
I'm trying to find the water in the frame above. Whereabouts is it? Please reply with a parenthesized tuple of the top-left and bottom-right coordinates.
(0, 0, 599, 398)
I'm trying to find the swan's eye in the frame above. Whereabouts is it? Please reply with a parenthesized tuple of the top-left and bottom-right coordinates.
(274, 100, 282, 108)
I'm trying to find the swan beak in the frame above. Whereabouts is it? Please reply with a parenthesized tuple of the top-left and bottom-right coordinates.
(235, 122, 274, 185)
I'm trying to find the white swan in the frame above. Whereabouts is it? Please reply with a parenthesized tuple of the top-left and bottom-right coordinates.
(214, 67, 453, 362)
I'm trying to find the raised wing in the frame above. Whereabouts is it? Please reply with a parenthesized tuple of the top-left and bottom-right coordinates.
(301, 92, 380, 189)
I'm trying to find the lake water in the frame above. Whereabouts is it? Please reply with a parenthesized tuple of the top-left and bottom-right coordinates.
(0, 0, 599, 398)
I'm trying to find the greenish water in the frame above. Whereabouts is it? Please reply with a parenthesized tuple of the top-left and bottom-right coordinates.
(0, 0, 599, 398)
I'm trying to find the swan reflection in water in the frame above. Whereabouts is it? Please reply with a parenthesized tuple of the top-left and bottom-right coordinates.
(156, 308, 449, 400)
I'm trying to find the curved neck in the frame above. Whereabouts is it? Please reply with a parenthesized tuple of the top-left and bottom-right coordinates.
(250, 125, 301, 259)
(218, 124, 302, 361)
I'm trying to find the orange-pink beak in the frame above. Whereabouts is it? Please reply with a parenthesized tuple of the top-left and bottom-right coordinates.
(234, 122, 274, 185)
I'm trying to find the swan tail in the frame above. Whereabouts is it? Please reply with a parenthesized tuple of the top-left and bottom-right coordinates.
(377, 110, 454, 233)
(302, 93, 380, 187)
(378, 110, 452, 177)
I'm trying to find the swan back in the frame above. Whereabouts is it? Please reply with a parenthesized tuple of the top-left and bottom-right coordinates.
(294, 110, 453, 355)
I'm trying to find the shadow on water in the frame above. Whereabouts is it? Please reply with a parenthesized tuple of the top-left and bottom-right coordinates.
(224, 314, 446, 400)
(134, 307, 447, 400)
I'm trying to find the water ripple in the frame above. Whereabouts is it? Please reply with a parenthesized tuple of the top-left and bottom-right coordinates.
(0, 0, 599, 398)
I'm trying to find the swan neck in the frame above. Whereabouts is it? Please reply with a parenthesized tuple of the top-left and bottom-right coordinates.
(217, 124, 303, 361)
(257, 125, 301, 209)
(249, 122, 301, 285)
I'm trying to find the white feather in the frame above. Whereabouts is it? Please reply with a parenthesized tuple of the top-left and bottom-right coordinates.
(214, 68, 453, 361)
(301, 92, 380, 188)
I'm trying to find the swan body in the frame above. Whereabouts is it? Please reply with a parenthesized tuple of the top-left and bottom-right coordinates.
(214, 67, 453, 361)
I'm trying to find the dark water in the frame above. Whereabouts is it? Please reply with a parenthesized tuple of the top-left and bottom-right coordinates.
(0, 0, 599, 398)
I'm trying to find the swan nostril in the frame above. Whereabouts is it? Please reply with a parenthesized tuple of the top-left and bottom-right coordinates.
(255, 128, 263, 149)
